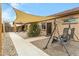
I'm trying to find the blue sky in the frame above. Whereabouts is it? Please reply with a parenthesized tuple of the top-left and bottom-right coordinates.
(2, 3, 79, 22)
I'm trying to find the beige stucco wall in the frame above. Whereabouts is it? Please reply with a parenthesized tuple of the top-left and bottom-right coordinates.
(57, 14, 79, 41)
(40, 14, 79, 41)
(38, 22, 47, 36)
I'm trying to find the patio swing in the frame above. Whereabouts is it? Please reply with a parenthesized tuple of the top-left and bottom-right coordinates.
(43, 19, 79, 56)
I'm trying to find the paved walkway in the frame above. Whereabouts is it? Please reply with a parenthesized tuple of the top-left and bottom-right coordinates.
(9, 32, 48, 56)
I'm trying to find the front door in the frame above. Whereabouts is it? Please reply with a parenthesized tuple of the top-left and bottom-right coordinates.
(47, 22, 52, 36)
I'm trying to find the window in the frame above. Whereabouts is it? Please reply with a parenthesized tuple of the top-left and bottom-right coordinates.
(64, 17, 78, 24)
(42, 23, 46, 29)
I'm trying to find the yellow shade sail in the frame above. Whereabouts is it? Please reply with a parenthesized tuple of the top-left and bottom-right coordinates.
(14, 9, 54, 24)
(14, 7, 79, 24)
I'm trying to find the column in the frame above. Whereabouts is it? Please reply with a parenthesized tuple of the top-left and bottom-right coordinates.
(0, 3, 2, 55)
(14, 22, 17, 32)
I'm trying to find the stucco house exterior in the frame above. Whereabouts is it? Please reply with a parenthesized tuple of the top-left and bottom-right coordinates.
(14, 7, 79, 41)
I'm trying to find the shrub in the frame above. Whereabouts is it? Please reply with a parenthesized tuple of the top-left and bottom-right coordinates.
(28, 22, 40, 37)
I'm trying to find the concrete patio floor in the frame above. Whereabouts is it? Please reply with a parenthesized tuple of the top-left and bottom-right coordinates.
(8, 32, 79, 56)
(31, 37, 79, 56)
(25, 36, 49, 42)
(9, 32, 48, 56)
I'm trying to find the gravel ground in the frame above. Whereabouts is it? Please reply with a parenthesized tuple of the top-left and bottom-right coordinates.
(31, 38, 79, 56)
(3, 33, 18, 56)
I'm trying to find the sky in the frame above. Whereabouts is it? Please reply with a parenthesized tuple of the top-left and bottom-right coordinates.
(2, 3, 79, 22)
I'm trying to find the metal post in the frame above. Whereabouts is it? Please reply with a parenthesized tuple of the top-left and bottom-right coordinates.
(43, 19, 57, 49)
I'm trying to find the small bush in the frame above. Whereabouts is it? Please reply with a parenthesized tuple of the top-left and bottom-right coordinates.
(28, 23, 40, 37)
